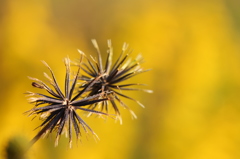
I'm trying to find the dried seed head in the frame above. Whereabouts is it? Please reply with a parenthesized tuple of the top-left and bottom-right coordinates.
(78, 40, 152, 122)
(26, 56, 110, 148)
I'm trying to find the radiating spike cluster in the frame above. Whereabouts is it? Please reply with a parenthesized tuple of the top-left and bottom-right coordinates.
(79, 39, 152, 124)
(25, 40, 152, 148)
(26, 56, 111, 148)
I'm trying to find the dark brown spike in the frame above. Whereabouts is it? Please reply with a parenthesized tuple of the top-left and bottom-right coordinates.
(64, 57, 71, 99)
(29, 109, 64, 147)
(92, 39, 103, 73)
(42, 61, 65, 99)
(72, 73, 105, 101)
(105, 39, 113, 73)
(71, 110, 81, 140)
(73, 98, 108, 107)
(28, 76, 61, 98)
(68, 109, 73, 148)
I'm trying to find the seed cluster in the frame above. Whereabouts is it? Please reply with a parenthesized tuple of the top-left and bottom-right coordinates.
(25, 40, 152, 147)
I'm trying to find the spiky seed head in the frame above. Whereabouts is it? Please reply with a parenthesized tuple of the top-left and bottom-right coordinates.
(78, 40, 152, 123)
(25, 56, 110, 147)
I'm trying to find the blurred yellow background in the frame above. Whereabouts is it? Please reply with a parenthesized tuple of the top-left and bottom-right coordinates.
(1, 0, 240, 159)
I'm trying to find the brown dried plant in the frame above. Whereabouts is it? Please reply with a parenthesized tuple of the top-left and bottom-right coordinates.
(26, 56, 110, 148)
(78, 40, 152, 124)
(25, 40, 151, 148)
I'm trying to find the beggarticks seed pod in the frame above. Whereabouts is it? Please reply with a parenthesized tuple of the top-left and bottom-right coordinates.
(78, 39, 152, 124)
(25, 40, 152, 148)
(26, 56, 111, 148)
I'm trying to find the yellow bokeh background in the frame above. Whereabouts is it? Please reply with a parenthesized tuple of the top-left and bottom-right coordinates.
(1, 0, 240, 159)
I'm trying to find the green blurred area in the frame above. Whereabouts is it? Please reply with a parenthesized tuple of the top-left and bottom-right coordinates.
(1, 0, 240, 158)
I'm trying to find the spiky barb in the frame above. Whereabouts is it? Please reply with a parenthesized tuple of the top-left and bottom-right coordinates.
(26, 57, 109, 148)
(79, 40, 152, 124)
